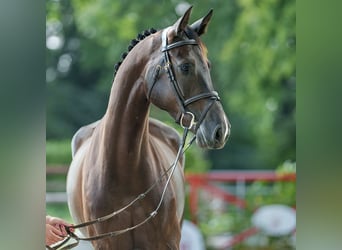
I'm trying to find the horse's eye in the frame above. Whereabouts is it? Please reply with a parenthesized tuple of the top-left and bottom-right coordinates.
(179, 63, 190, 74)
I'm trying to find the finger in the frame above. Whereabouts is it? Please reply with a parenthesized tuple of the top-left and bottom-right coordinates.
(50, 229, 64, 241)
(58, 224, 68, 236)
(62, 223, 75, 232)
(49, 217, 73, 227)
(51, 226, 65, 238)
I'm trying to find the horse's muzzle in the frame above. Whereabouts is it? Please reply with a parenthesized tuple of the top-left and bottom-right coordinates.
(196, 115, 230, 149)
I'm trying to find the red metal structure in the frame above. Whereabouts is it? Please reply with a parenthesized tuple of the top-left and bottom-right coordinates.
(185, 170, 296, 248)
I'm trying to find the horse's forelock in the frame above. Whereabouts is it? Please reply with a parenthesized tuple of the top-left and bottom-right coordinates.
(185, 26, 208, 61)
(199, 40, 208, 61)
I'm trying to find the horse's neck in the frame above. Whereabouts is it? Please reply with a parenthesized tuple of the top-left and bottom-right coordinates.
(95, 55, 152, 180)
(105, 79, 149, 151)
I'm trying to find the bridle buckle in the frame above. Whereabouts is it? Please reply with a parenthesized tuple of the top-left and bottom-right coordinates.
(180, 112, 196, 130)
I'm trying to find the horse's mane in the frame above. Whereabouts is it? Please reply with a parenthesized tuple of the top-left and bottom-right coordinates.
(113, 28, 158, 79)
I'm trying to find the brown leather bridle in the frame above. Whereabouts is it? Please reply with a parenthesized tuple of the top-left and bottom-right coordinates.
(148, 27, 221, 131)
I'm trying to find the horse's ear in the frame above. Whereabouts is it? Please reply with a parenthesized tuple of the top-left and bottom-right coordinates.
(190, 9, 213, 36)
(173, 5, 193, 36)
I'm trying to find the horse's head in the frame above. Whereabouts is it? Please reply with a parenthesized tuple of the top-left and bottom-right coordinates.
(145, 7, 230, 149)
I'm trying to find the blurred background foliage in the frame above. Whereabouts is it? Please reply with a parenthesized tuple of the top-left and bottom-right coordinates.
(46, 0, 295, 170)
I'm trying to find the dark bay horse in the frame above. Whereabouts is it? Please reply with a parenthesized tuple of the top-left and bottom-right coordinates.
(66, 7, 230, 250)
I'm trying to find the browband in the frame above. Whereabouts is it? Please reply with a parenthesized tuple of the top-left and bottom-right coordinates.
(161, 28, 198, 52)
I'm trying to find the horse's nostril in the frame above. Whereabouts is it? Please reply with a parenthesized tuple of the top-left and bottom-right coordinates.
(214, 126, 223, 143)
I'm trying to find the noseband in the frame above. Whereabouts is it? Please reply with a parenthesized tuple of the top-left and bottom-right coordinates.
(149, 28, 220, 130)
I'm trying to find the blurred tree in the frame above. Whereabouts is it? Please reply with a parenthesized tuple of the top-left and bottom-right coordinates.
(210, 0, 296, 169)
(46, 0, 108, 138)
(46, 0, 295, 170)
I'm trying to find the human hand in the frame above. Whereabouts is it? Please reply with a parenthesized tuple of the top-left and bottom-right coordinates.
(46, 223, 65, 246)
(46, 216, 74, 246)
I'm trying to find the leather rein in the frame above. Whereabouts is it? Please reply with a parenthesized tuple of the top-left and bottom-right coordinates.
(47, 28, 221, 250)
(48, 128, 194, 250)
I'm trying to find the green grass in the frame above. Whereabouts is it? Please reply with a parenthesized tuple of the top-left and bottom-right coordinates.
(46, 139, 72, 165)
(46, 174, 67, 192)
(46, 140, 73, 222)
(46, 203, 74, 223)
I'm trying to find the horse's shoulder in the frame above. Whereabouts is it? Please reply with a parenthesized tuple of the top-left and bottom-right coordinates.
(71, 120, 101, 158)
(149, 118, 181, 151)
